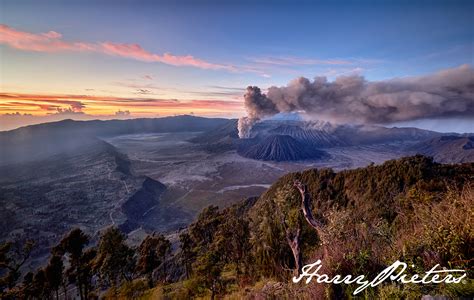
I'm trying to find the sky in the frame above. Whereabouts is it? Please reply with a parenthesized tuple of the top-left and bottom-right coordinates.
(0, 0, 473, 131)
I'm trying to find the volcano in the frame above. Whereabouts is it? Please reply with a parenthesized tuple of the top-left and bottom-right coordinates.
(268, 123, 347, 147)
(238, 134, 328, 161)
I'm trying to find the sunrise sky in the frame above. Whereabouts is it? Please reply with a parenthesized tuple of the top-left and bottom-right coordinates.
(0, 0, 473, 131)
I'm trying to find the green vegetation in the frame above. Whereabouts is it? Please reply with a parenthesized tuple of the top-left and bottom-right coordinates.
(0, 155, 472, 299)
(137, 233, 171, 288)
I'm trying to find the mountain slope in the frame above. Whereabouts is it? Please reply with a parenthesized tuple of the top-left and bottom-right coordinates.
(408, 135, 474, 163)
(238, 135, 328, 161)
(189, 119, 238, 143)
(0, 139, 126, 255)
(188, 119, 239, 152)
(158, 155, 473, 299)
(243, 155, 473, 297)
(0, 136, 183, 269)
(122, 177, 167, 222)
(268, 124, 348, 147)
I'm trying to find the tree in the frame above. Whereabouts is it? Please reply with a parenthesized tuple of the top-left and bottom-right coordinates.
(77, 248, 97, 299)
(0, 240, 34, 299)
(214, 215, 252, 280)
(192, 248, 225, 300)
(179, 206, 227, 298)
(94, 227, 135, 288)
(178, 205, 223, 281)
(294, 180, 328, 258)
(45, 255, 64, 299)
(248, 182, 321, 279)
(188, 206, 222, 249)
(55, 228, 90, 300)
(32, 269, 49, 299)
(56, 228, 89, 262)
(136, 233, 171, 287)
(21, 272, 34, 299)
(178, 232, 195, 279)
(273, 185, 305, 276)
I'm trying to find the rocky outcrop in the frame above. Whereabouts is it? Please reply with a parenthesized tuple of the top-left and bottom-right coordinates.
(121, 177, 166, 232)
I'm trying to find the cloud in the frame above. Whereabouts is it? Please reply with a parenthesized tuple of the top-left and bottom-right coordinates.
(4, 112, 32, 116)
(0, 24, 233, 70)
(0, 111, 93, 131)
(321, 67, 365, 77)
(240, 56, 379, 79)
(135, 89, 154, 95)
(111, 81, 246, 98)
(0, 97, 86, 113)
(0, 92, 244, 112)
(115, 110, 131, 116)
(100, 42, 233, 70)
(208, 85, 245, 91)
(0, 24, 385, 78)
(249, 56, 354, 66)
(184, 87, 245, 98)
(112, 81, 163, 90)
(53, 107, 85, 115)
(238, 64, 474, 137)
(0, 94, 244, 131)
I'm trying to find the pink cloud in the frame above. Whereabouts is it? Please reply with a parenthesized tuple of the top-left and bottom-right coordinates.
(100, 42, 231, 70)
(0, 24, 232, 70)
(249, 56, 354, 66)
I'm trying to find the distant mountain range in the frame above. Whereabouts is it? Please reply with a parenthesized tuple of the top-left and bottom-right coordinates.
(190, 118, 472, 163)
(2, 116, 471, 166)
(0, 115, 228, 166)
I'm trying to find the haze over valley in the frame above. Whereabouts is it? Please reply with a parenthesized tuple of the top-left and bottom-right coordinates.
(1, 116, 472, 270)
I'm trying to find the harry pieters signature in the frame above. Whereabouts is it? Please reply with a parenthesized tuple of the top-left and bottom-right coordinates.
(293, 260, 467, 295)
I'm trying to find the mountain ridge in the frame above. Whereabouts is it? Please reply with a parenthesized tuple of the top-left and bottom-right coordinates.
(408, 135, 474, 163)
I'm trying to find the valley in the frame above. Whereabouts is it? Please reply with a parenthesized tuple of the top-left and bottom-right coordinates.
(105, 131, 414, 223)
(0, 116, 471, 272)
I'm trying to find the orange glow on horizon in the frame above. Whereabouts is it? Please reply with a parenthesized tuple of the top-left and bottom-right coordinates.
(0, 91, 245, 117)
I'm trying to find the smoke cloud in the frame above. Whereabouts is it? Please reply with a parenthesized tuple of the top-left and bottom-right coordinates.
(238, 64, 474, 138)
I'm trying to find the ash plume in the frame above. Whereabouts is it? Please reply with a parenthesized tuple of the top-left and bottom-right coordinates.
(238, 64, 474, 138)
(238, 86, 278, 138)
